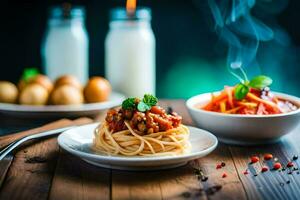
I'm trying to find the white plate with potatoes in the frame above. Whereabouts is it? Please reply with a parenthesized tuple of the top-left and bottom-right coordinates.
(0, 72, 125, 119)
(0, 92, 125, 118)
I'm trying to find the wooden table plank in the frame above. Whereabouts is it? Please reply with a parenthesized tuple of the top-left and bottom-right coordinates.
(112, 164, 204, 200)
(48, 115, 110, 200)
(112, 170, 165, 200)
(48, 150, 110, 200)
(0, 118, 93, 200)
(0, 119, 72, 200)
(0, 137, 60, 200)
(158, 165, 204, 200)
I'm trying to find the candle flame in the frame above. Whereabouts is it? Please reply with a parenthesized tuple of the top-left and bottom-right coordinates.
(126, 0, 136, 12)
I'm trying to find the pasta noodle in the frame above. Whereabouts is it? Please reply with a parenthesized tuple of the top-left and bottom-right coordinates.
(93, 122, 191, 156)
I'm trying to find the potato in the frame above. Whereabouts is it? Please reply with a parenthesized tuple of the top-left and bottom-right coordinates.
(0, 81, 18, 103)
(50, 85, 84, 105)
(54, 75, 82, 90)
(18, 74, 53, 93)
(19, 83, 48, 105)
(84, 76, 111, 103)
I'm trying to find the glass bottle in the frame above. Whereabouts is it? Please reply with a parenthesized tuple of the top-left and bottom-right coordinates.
(105, 8, 156, 97)
(42, 4, 89, 84)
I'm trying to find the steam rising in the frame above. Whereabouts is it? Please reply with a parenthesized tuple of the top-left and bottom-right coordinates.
(208, 0, 274, 70)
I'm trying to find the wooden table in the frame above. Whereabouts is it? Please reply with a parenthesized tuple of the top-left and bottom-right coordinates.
(1, 100, 300, 200)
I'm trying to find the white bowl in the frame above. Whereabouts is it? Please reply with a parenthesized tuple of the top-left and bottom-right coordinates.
(186, 91, 300, 145)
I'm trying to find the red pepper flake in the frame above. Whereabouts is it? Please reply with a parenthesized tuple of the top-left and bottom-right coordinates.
(287, 161, 294, 168)
(251, 156, 260, 164)
(243, 170, 249, 175)
(264, 153, 273, 161)
(222, 173, 227, 178)
(273, 162, 282, 170)
(261, 166, 269, 172)
(216, 164, 222, 169)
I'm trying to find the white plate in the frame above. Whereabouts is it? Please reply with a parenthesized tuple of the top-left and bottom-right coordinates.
(58, 123, 218, 170)
(0, 92, 125, 119)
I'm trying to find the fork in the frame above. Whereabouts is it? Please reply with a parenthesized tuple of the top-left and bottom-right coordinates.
(0, 126, 75, 161)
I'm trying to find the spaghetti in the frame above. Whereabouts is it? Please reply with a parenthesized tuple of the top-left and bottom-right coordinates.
(92, 94, 191, 156)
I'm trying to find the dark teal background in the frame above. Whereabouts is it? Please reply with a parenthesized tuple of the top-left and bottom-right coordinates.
(0, 0, 299, 98)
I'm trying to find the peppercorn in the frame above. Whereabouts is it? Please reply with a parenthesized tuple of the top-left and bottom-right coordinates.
(273, 162, 282, 170)
(261, 166, 268, 173)
(201, 176, 208, 182)
(286, 180, 291, 184)
(287, 161, 294, 168)
(293, 167, 298, 171)
(221, 162, 226, 167)
(264, 153, 273, 160)
(293, 155, 298, 160)
(251, 156, 259, 164)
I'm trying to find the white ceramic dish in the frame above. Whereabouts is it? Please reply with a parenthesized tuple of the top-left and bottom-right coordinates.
(0, 92, 125, 119)
(58, 123, 218, 170)
(186, 91, 300, 145)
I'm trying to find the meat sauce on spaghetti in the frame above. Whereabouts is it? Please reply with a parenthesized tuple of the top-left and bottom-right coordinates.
(93, 94, 190, 156)
(106, 101, 182, 135)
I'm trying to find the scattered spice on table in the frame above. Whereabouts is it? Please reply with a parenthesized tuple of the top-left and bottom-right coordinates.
(273, 162, 282, 170)
(222, 173, 227, 178)
(286, 180, 291, 184)
(261, 166, 268, 173)
(221, 162, 226, 167)
(293, 155, 298, 160)
(287, 161, 294, 168)
(216, 164, 222, 169)
(293, 167, 298, 171)
(243, 170, 249, 175)
(205, 185, 222, 195)
(264, 153, 273, 160)
(251, 156, 259, 164)
(193, 168, 208, 182)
